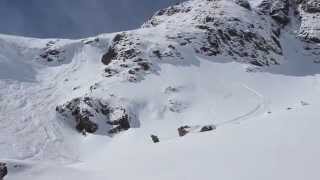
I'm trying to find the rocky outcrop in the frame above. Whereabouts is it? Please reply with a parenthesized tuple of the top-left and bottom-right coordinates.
(40, 49, 61, 62)
(101, 32, 152, 81)
(101, 33, 131, 65)
(37, 39, 82, 66)
(234, 0, 251, 10)
(297, 0, 320, 43)
(178, 126, 191, 137)
(98, 0, 318, 82)
(101, 0, 285, 80)
(301, 0, 320, 13)
(39, 40, 65, 63)
(257, 0, 290, 25)
(0, 162, 7, 180)
(106, 113, 131, 134)
(270, 0, 290, 25)
(56, 96, 139, 136)
(148, 0, 283, 64)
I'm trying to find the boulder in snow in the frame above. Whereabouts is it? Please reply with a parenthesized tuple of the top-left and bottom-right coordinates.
(56, 96, 139, 136)
(0, 162, 7, 180)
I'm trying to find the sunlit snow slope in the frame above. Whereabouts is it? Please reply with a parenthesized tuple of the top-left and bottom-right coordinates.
(0, 0, 320, 180)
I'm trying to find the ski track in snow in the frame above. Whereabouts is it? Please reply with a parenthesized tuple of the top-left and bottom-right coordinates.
(0, 46, 93, 162)
(216, 84, 268, 127)
(152, 82, 269, 142)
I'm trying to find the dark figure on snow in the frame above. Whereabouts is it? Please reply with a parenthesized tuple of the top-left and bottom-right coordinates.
(151, 134, 160, 143)
(178, 126, 190, 137)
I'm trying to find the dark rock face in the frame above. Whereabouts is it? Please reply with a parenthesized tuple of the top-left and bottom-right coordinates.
(101, 47, 117, 66)
(107, 113, 130, 134)
(301, 0, 320, 13)
(303, 35, 320, 43)
(56, 96, 139, 136)
(297, 0, 320, 43)
(257, 0, 273, 14)
(234, 0, 251, 10)
(198, 24, 282, 63)
(178, 126, 191, 137)
(0, 162, 7, 179)
(163, 21, 282, 66)
(101, 33, 125, 65)
(56, 97, 100, 134)
(75, 116, 98, 133)
(270, 0, 290, 25)
(101, 33, 141, 66)
(101, 32, 152, 81)
(257, 0, 290, 25)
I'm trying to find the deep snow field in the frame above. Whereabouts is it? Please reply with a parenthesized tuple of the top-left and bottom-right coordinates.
(0, 0, 320, 179)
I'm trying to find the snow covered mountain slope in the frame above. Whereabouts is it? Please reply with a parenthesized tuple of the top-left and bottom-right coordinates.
(0, 0, 320, 179)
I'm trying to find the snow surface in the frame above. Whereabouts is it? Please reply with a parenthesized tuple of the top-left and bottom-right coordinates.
(0, 0, 320, 179)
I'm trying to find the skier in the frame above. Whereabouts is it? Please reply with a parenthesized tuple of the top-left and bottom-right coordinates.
(150, 134, 160, 143)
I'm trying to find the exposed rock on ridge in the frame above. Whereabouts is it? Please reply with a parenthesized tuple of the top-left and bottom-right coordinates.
(56, 96, 139, 135)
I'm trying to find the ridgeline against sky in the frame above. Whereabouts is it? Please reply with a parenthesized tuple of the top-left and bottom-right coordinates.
(0, 0, 183, 38)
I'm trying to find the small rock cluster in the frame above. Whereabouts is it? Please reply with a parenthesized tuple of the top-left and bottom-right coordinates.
(178, 125, 216, 137)
(101, 32, 152, 81)
(56, 96, 139, 135)
(39, 40, 64, 63)
(150, 125, 216, 143)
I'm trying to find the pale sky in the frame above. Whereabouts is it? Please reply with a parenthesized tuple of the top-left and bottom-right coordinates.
(0, 0, 184, 38)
